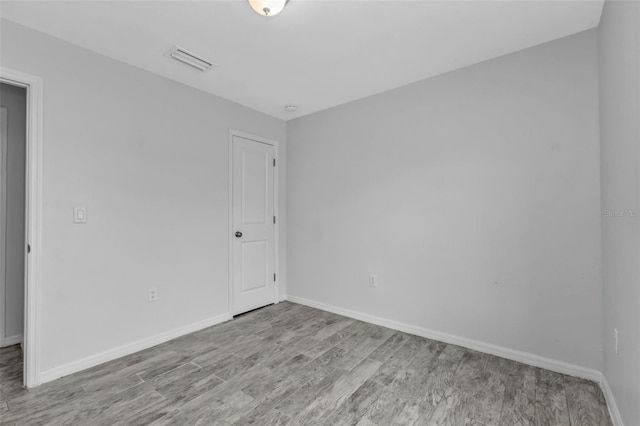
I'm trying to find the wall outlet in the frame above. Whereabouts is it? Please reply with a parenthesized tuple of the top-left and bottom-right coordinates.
(149, 287, 158, 302)
(614, 328, 619, 355)
(369, 274, 378, 288)
(73, 207, 87, 224)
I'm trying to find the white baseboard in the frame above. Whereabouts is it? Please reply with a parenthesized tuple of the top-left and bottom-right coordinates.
(0, 334, 23, 348)
(601, 375, 625, 426)
(40, 313, 231, 384)
(286, 295, 603, 383)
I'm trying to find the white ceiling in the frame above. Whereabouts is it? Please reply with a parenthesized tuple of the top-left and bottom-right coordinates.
(1, 0, 604, 120)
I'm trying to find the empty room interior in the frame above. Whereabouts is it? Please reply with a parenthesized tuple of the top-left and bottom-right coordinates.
(0, 0, 638, 425)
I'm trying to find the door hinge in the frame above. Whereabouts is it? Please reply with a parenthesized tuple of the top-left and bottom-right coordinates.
(274, 273, 276, 282)
(27, 244, 31, 254)
(273, 158, 276, 167)
(273, 216, 276, 224)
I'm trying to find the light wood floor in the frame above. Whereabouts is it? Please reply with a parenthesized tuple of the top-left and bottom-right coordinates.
(0, 301, 611, 425)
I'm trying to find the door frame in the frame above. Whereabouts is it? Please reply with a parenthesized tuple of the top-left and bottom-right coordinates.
(0, 67, 44, 388)
(228, 129, 279, 316)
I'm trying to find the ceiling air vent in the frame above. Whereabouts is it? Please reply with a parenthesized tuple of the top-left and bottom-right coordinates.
(167, 46, 216, 72)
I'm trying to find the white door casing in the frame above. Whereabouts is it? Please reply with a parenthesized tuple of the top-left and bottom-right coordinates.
(0, 67, 44, 388)
(230, 132, 277, 315)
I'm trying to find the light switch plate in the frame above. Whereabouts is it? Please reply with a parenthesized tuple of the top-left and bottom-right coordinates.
(73, 207, 87, 224)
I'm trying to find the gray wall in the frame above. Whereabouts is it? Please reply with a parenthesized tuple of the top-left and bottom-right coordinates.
(0, 82, 26, 341)
(598, 1, 640, 424)
(0, 19, 286, 372)
(287, 30, 603, 370)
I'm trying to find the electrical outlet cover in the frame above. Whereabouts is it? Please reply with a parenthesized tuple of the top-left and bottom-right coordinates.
(369, 274, 378, 288)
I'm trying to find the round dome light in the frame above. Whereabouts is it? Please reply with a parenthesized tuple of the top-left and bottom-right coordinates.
(248, 0, 289, 17)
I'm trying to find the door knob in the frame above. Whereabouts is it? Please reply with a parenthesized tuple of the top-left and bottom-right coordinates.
(235, 231, 243, 238)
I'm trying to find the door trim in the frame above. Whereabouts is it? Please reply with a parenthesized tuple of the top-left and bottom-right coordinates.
(228, 129, 279, 316)
(0, 67, 44, 388)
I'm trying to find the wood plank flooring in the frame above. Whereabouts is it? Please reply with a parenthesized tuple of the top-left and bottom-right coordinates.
(0, 301, 612, 425)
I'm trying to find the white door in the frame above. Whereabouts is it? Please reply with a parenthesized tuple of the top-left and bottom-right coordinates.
(231, 135, 276, 315)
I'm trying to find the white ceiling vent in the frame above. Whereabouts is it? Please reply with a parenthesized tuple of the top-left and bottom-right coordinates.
(167, 46, 216, 71)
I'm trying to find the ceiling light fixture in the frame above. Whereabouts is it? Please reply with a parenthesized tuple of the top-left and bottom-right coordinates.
(284, 105, 297, 112)
(248, 0, 289, 17)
